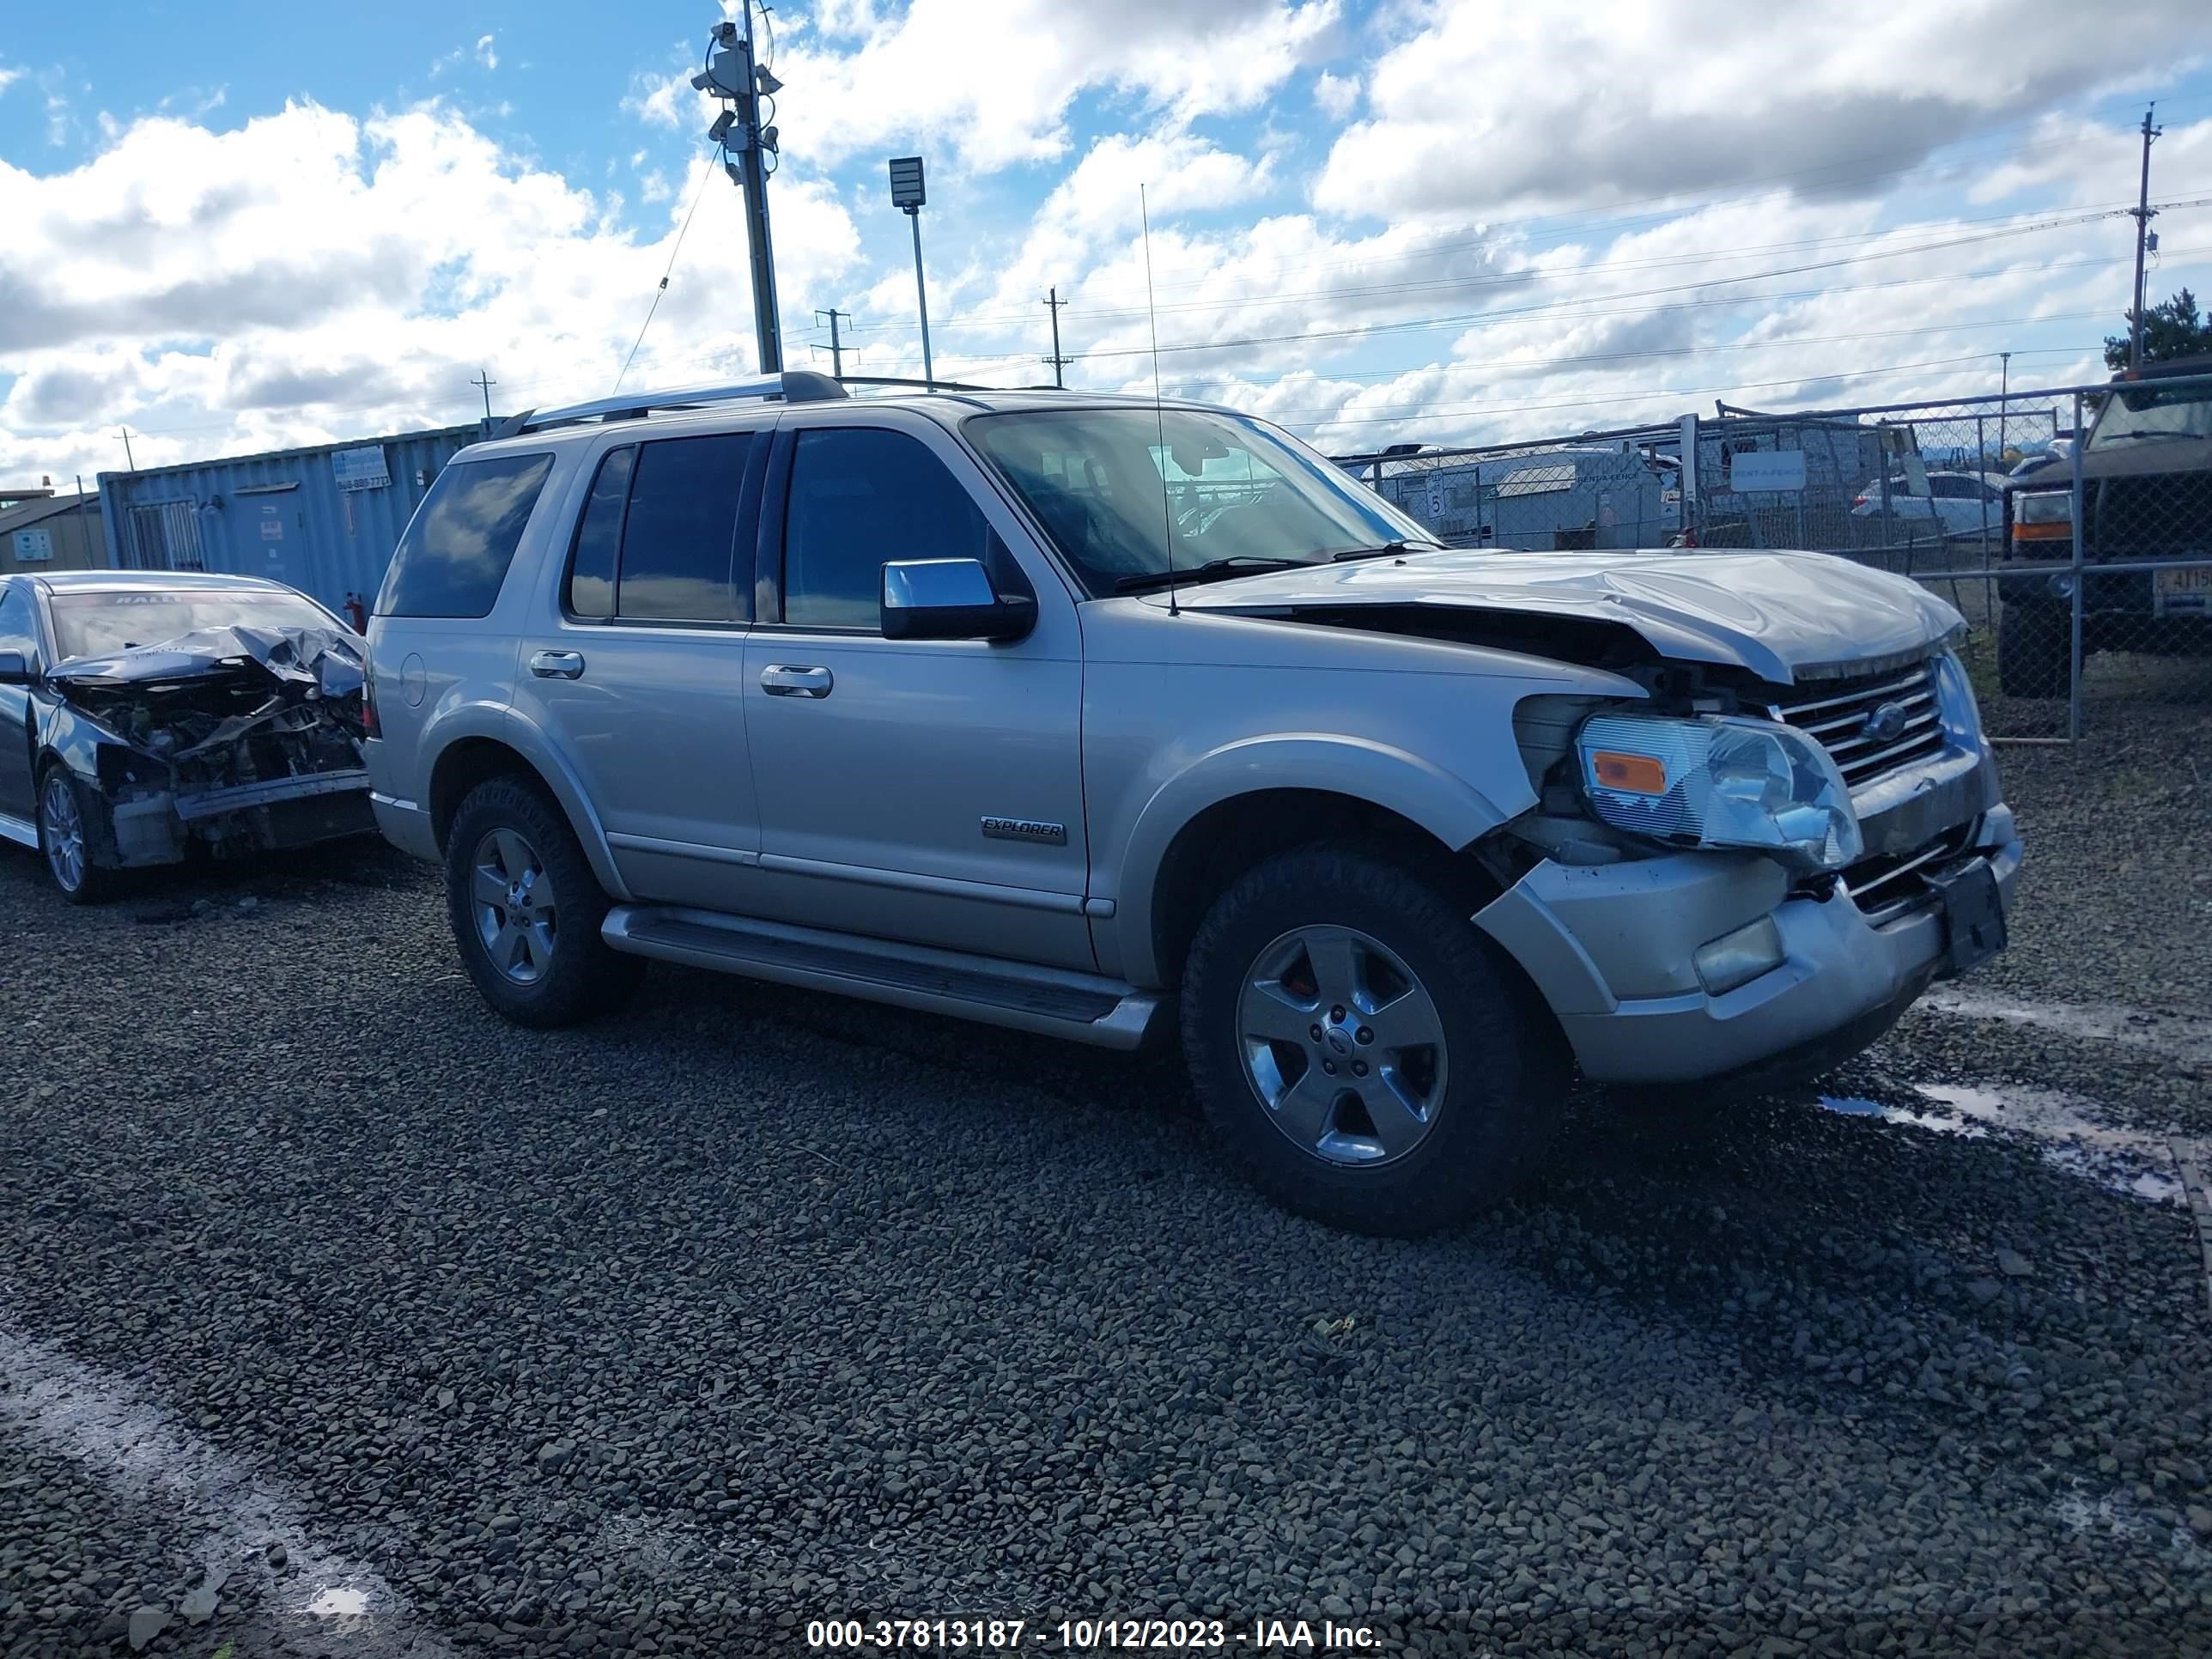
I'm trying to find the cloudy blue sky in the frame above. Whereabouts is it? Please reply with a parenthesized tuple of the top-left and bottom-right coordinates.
(2, 0, 2209, 483)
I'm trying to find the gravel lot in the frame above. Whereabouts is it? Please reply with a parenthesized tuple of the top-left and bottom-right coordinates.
(2, 709, 2209, 1658)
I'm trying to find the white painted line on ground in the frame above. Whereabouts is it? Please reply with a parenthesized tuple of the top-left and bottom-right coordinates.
(0, 1317, 450, 1657)
(1917, 985, 2212, 1069)
(2172, 1141, 2212, 1321)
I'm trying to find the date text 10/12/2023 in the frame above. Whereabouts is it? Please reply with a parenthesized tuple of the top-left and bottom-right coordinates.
(804, 1619, 1381, 1650)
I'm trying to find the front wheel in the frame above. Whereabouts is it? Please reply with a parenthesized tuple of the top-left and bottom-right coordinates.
(445, 776, 641, 1028)
(37, 764, 115, 904)
(1997, 599, 2071, 699)
(1181, 845, 1565, 1237)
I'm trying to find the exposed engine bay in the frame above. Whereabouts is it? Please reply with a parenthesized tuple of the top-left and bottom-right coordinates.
(46, 625, 374, 866)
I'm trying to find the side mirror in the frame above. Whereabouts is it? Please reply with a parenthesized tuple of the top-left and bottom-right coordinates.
(881, 558, 1036, 642)
(0, 650, 29, 685)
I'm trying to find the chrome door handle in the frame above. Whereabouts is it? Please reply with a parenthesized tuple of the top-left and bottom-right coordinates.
(761, 664, 834, 698)
(530, 650, 586, 680)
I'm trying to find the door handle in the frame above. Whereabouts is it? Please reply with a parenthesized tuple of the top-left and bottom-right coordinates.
(530, 650, 586, 680)
(761, 664, 834, 698)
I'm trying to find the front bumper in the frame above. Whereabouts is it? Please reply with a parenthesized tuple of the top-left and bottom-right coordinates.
(1476, 803, 2021, 1086)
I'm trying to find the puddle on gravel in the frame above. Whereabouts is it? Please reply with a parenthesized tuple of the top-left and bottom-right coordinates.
(1917, 986, 2212, 1068)
(307, 1584, 372, 1620)
(1817, 1080, 2185, 1204)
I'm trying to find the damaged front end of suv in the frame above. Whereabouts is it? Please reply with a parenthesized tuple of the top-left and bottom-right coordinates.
(43, 625, 375, 873)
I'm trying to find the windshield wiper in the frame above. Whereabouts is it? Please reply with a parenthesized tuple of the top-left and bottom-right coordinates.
(1113, 556, 1309, 593)
(2094, 429, 2203, 445)
(1330, 538, 1441, 562)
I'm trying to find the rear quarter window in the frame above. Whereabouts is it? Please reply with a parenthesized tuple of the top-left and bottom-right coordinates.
(376, 452, 556, 618)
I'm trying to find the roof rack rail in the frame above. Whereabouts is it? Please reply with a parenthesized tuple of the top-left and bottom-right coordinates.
(491, 369, 848, 439)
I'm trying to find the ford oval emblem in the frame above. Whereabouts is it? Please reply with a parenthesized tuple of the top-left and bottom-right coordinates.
(1860, 701, 1911, 744)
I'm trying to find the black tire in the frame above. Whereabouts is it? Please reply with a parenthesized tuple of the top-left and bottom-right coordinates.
(445, 775, 641, 1028)
(1181, 843, 1565, 1237)
(1997, 599, 2070, 698)
(35, 763, 117, 905)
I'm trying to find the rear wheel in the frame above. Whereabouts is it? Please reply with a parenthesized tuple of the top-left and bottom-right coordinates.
(37, 764, 114, 904)
(445, 777, 641, 1028)
(1997, 599, 2070, 698)
(1181, 844, 1564, 1237)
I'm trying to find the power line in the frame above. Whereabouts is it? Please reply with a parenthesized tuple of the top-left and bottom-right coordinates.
(1064, 201, 2212, 364)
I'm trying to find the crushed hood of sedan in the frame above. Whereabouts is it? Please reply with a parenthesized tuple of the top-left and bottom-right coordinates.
(46, 625, 370, 860)
(1161, 549, 1965, 684)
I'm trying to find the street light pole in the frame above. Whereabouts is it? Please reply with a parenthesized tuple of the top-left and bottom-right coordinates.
(888, 155, 933, 390)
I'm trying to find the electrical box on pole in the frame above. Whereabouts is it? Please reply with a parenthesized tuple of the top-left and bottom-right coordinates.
(695, 5, 785, 375)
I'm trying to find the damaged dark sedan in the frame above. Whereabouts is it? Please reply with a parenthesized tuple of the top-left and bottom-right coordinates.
(0, 571, 375, 902)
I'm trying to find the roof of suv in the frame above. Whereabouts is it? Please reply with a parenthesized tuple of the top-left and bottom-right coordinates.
(458, 386, 1241, 464)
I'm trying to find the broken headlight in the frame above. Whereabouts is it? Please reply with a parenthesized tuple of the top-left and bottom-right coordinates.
(1574, 713, 1863, 874)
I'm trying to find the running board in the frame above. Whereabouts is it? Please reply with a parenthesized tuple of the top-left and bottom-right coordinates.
(602, 906, 1165, 1050)
(0, 811, 38, 850)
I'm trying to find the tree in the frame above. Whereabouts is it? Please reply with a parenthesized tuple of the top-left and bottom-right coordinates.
(2104, 287, 2212, 368)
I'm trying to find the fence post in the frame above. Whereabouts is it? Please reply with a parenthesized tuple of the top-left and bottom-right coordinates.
(2068, 390, 2086, 743)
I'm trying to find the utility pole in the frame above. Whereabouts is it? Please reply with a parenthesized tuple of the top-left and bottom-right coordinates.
(117, 427, 136, 471)
(1997, 351, 2011, 463)
(1043, 287, 1071, 387)
(695, 3, 785, 374)
(2129, 101, 2162, 371)
(470, 368, 497, 422)
(815, 308, 848, 380)
(74, 473, 93, 568)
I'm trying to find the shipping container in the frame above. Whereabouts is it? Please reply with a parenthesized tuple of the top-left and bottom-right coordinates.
(94, 425, 481, 617)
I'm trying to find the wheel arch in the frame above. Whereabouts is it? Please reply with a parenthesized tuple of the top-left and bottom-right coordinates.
(1123, 736, 1516, 993)
(424, 716, 630, 900)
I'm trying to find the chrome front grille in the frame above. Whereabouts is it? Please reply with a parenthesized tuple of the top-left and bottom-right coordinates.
(1771, 659, 1946, 792)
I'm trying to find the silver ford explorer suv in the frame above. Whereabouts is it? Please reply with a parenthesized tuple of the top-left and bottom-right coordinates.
(365, 372, 2019, 1236)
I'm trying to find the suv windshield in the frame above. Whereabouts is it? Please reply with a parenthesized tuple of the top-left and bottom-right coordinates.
(968, 407, 1436, 593)
(2088, 381, 2212, 449)
(49, 589, 334, 660)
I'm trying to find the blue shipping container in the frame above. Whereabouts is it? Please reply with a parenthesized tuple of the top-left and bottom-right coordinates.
(94, 425, 482, 617)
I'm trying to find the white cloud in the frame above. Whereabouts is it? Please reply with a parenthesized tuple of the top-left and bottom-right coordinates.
(0, 103, 861, 482)
(633, 0, 1339, 172)
(0, 65, 23, 97)
(1312, 70, 1358, 121)
(476, 33, 498, 71)
(1316, 0, 2209, 222)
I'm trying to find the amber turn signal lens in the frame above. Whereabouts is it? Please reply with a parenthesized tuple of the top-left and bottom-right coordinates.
(1592, 750, 1668, 794)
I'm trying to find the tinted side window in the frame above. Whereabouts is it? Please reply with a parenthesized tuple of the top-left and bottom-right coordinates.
(377, 453, 554, 618)
(1929, 476, 1968, 499)
(617, 433, 751, 623)
(565, 446, 635, 619)
(0, 585, 36, 661)
(783, 428, 990, 629)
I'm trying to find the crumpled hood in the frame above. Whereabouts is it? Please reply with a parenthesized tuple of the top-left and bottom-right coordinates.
(47, 624, 365, 701)
(1162, 548, 1964, 684)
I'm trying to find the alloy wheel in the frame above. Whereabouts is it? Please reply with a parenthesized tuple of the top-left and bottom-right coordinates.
(40, 774, 85, 894)
(470, 827, 559, 986)
(1236, 923, 1449, 1167)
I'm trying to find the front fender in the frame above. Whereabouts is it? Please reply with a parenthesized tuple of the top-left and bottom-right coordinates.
(422, 699, 633, 902)
(1109, 733, 1517, 988)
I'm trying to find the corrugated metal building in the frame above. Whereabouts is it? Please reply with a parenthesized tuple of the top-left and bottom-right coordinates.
(94, 425, 481, 615)
(0, 491, 106, 574)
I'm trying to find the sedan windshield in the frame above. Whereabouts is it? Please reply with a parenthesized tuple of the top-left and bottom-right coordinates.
(968, 407, 1437, 593)
(49, 590, 335, 660)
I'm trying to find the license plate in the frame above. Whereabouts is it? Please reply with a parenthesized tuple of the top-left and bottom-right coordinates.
(1927, 858, 2007, 975)
(2154, 563, 2212, 616)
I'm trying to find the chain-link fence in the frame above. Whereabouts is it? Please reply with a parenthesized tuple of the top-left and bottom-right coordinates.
(1338, 372, 2212, 743)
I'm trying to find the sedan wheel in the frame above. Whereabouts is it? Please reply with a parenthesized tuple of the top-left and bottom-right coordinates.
(40, 770, 88, 896)
(469, 826, 559, 985)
